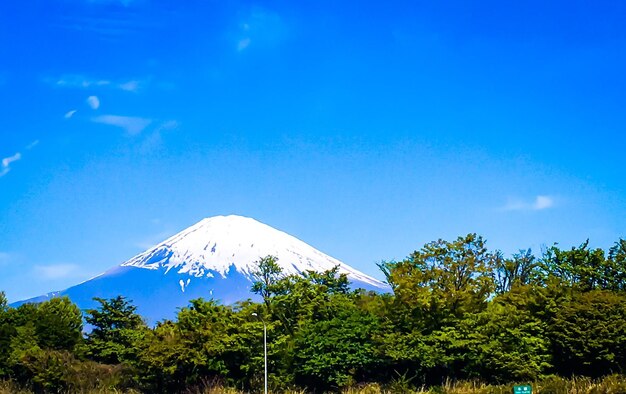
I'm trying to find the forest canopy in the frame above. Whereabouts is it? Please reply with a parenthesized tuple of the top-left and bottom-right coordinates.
(1, 235, 626, 393)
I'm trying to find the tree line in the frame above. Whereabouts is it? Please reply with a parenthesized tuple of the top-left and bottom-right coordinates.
(1, 234, 626, 393)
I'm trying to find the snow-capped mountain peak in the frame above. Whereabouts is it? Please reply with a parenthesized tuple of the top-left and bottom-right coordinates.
(122, 215, 384, 288)
(17, 215, 388, 323)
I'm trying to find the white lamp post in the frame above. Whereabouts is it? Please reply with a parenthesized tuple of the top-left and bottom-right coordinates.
(251, 312, 267, 394)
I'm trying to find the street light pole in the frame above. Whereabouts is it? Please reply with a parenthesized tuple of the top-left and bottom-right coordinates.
(263, 319, 267, 394)
(252, 313, 268, 394)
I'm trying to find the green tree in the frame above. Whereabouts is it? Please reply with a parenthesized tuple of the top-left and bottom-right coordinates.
(301, 266, 350, 294)
(457, 291, 551, 383)
(174, 298, 235, 381)
(292, 294, 380, 390)
(607, 239, 626, 291)
(0, 292, 12, 377)
(251, 255, 284, 308)
(269, 267, 351, 337)
(132, 320, 189, 392)
(382, 234, 498, 332)
(7, 322, 44, 386)
(541, 241, 609, 291)
(35, 297, 83, 351)
(495, 249, 539, 294)
(85, 296, 146, 364)
(378, 235, 515, 385)
(136, 298, 261, 392)
(0, 291, 7, 312)
(549, 290, 626, 377)
(138, 298, 271, 392)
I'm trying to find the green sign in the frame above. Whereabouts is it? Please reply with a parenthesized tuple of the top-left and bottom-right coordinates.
(513, 385, 532, 394)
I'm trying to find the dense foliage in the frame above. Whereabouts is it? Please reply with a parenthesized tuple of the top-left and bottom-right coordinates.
(1, 235, 626, 393)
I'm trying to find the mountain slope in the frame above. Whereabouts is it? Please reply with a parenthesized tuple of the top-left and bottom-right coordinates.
(16, 215, 389, 323)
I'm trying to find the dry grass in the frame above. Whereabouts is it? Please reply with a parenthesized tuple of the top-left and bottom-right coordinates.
(340, 376, 626, 394)
(0, 380, 138, 394)
(4, 375, 626, 393)
(0, 380, 31, 394)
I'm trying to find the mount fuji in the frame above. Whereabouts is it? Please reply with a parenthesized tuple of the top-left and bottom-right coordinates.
(16, 215, 389, 323)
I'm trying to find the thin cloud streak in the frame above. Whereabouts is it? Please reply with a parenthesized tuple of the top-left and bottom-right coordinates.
(92, 114, 152, 135)
(0, 141, 39, 178)
(53, 75, 111, 88)
(33, 263, 83, 280)
(502, 195, 555, 212)
(2, 152, 21, 168)
(119, 80, 141, 92)
(49, 75, 148, 92)
(138, 120, 180, 153)
(533, 195, 554, 210)
(1, 152, 21, 178)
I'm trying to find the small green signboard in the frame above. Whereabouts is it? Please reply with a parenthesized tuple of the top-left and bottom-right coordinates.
(513, 385, 532, 394)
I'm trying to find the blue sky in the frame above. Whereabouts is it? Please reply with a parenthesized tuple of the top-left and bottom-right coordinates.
(1, 0, 625, 302)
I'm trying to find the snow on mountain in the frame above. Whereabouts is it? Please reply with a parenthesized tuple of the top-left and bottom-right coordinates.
(15, 215, 389, 323)
(122, 215, 384, 288)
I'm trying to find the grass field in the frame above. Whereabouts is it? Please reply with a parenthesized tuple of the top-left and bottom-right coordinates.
(3, 375, 626, 394)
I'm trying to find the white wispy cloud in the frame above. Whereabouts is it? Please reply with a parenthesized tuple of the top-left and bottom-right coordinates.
(137, 120, 179, 153)
(2, 152, 21, 168)
(53, 75, 111, 88)
(65, 109, 78, 119)
(155, 120, 179, 132)
(502, 195, 555, 212)
(0, 141, 38, 178)
(92, 114, 152, 135)
(33, 263, 83, 280)
(237, 38, 251, 51)
(49, 74, 148, 92)
(236, 8, 285, 52)
(119, 80, 141, 92)
(0, 152, 21, 178)
(86, 95, 100, 110)
(532, 195, 554, 210)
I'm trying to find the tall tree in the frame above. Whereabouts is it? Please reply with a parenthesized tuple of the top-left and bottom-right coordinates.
(495, 249, 539, 294)
(457, 292, 551, 383)
(541, 241, 609, 291)
(85, 296, 146, 364)
(607, 239, 626, 291)
(35, 297, 83, 351)
(251, 255, 284, 307)
(383, 234, 498, 330)
(549, 290, 626, 376)
(0, 291, 7, 312)
(0, 292, 12, 377)
(292, 295, 380, 390)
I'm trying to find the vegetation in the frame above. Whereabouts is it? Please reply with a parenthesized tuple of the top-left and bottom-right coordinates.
(1, 235, 626, 393)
